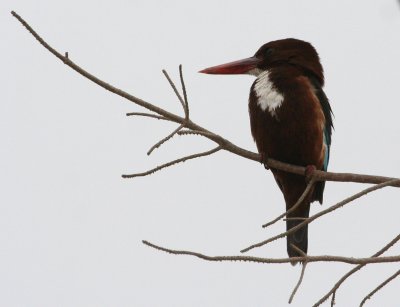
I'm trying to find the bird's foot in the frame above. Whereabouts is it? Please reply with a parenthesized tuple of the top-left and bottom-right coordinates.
(304, 165, 316, 182)
(260, 152, 270, 170)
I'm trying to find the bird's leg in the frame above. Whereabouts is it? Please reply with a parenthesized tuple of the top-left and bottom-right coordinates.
(260, 152, 270, 170)
(304, 165, 316, 182)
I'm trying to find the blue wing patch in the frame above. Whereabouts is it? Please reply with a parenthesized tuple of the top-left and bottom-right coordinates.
(309, 76, 333, 204)
(323, 129, 330, 171)
(310, 76, 333, 171)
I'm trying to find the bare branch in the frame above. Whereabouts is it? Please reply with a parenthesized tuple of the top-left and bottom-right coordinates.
(359, 269, 400, 307)
(241, 179, 400, 253)
(122, 146, 221, 178)
(142, 240, 400, 265)
(313, 233, 400, 306)
(263, 178, 315, 229)
(11, 10, 400, 188)
(11, 11, 185, 125)
(126, 112, 167, 120)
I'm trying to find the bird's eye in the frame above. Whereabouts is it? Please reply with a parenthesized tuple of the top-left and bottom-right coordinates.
(265, 48, 274, 56)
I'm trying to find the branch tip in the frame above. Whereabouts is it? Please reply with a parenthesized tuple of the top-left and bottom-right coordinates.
(147, 124, 184, 155)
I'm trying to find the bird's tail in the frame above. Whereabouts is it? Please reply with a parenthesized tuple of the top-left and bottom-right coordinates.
(286, 210, 309, 265)
(273, 172, 313, 265)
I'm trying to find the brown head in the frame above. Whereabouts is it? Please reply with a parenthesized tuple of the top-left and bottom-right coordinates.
(200, 38, 324, 86)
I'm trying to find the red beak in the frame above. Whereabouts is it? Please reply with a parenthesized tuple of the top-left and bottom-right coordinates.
(199, 56, 261, 74)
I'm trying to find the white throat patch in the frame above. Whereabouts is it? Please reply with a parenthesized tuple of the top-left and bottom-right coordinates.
(253, 70, 284, 116)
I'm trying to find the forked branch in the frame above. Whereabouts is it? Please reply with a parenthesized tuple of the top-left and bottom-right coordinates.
(11, 10, 400, 187)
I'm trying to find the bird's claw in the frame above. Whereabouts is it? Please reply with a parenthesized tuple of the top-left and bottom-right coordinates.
(260, 152, 270, 170)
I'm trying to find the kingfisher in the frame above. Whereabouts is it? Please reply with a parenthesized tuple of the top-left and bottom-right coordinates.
(200, 38, 333, 262)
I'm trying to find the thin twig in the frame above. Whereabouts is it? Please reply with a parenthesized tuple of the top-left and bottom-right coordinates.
(263, 179, 315, 229)
(147, 124, 184, 155)
(241, 179, 400, 253)
(179, 65, 189, 119)
(359, 269, 400, 307)
(288, 244, 308, 304)
(331, 291, 336, 307)
(289, 262, 307, 304)
(162, 69, 186, 113)
(122, 146, 221, 178)
(142, 240, 400, 265)
(126, 112, 167, 120)
(313, 233, 400, 306)
(11, 10, 400, 187)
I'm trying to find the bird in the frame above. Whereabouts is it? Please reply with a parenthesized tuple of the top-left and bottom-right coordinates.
(200, 38, 333, 263)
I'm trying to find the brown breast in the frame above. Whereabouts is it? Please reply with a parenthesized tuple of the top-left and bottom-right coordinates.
(248, 70, 325, 169)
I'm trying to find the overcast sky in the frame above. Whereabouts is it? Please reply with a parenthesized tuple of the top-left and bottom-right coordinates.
(3, 1, 400, 306)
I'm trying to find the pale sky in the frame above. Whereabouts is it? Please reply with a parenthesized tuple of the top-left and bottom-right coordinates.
(3, 1, 400, 306)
